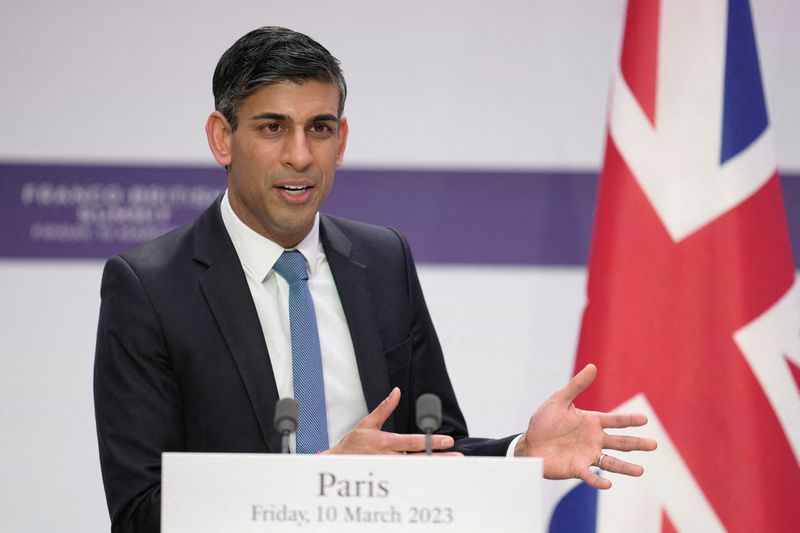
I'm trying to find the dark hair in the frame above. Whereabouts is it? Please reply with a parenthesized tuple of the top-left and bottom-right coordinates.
(212, 26, 347, 130)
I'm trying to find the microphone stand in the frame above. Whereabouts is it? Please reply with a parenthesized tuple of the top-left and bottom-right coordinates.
(274, 397, 299, 455)
(424, 429, 433, 456)
(281, 430, 291, 454)
(416, 393, 442, 456)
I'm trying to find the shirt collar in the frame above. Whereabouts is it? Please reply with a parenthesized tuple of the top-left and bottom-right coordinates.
(220, 190, 322, 282)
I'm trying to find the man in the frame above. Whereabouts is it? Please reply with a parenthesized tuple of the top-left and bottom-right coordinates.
(94, 26, 656, 532)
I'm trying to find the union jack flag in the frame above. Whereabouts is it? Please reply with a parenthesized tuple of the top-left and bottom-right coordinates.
(550, 1, 800, 531)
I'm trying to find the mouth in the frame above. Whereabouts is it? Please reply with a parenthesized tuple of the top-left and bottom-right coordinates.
(274, 182, 315, 204)
(277, 184, 314, 196)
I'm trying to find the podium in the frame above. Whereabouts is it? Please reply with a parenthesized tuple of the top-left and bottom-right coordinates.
(162, 452, 543, 532)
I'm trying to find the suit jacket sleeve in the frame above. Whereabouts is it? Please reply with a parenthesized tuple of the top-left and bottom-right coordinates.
(94, 255, 181, 533)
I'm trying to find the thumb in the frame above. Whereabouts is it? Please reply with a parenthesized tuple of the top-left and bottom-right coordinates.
(552, 363, 597, 404)
(356, 387, 401, 430)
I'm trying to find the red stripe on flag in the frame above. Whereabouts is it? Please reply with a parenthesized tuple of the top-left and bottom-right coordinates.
(576, 134, 800, 532)
(620, 0, 660, 126)
(661, 510, 678, 533)
(787, 356, 800, 393)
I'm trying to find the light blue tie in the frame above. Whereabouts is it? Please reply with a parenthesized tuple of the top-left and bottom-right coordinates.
(272, 250, 329, 453)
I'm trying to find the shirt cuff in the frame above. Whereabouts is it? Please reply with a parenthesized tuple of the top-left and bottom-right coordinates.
(506, 434, 523, 457)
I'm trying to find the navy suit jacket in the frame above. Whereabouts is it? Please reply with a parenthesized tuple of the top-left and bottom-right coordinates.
(94, 197, 514, 532)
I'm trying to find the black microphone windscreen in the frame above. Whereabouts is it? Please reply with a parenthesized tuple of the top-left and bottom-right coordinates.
(415, 393, 442, 433)
(274, 397, 299, 433)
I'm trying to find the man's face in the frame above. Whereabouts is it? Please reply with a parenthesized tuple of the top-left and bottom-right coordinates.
(218, 80, 348, 247)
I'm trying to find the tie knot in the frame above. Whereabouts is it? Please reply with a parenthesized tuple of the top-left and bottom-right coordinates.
(273, 250, 308, 283)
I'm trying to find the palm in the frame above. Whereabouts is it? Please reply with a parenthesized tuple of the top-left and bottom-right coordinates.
(516, 364, 657, 489)
(527, 399, 604, 480)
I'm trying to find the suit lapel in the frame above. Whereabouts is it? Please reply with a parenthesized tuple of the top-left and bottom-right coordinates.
(193, 199, 281, 452)
(321, 216, 393, 430)
(191, 203, 394, 446)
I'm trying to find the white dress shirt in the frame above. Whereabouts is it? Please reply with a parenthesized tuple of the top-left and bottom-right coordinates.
(220, 191, 369, 450)
(221, 192, 520, 457)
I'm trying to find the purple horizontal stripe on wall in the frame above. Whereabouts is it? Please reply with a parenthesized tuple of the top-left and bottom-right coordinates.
(2, 163, 800, 267)
(324, 169, 597, 266)
(0, 164, 227, 261)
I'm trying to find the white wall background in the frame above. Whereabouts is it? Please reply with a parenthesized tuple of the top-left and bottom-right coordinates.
(0, 1, 797, 531)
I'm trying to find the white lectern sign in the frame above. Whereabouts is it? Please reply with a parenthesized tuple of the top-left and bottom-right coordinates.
(162, 452, 542, 532)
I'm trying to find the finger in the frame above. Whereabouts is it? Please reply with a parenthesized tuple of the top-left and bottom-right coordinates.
(599, 412, 649, 429)
(382, 432, 455, 453)
(580, 468, 612, 490)
(602, 434, 658, 452)
(597, 454, 644, 477)
(357, 387, 401, 430)
(407, 451, 464, 457)
(552, 363, 597, 403)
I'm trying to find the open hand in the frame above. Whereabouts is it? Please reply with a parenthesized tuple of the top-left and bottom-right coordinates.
(514, 364, 657, 489)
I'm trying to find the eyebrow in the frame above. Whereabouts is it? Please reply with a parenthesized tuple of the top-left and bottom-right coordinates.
(249, 112, 288, 122)
(310, 114, 339, 123)
(249, 112, 339, 123)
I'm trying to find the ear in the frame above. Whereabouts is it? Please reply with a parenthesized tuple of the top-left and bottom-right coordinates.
(335, 116, 349, 167)
(206, 111, 233, 167)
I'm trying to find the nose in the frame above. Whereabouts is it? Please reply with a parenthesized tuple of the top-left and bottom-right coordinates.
(281, 129, 313, 171)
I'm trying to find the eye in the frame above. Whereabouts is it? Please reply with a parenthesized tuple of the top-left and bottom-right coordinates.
(308, 122, 335, 137)
(259, 122, 284, 135)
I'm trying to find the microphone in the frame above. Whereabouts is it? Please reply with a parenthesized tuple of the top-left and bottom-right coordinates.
(274, 397, 299, 454)
(415, 393, 442, 456)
